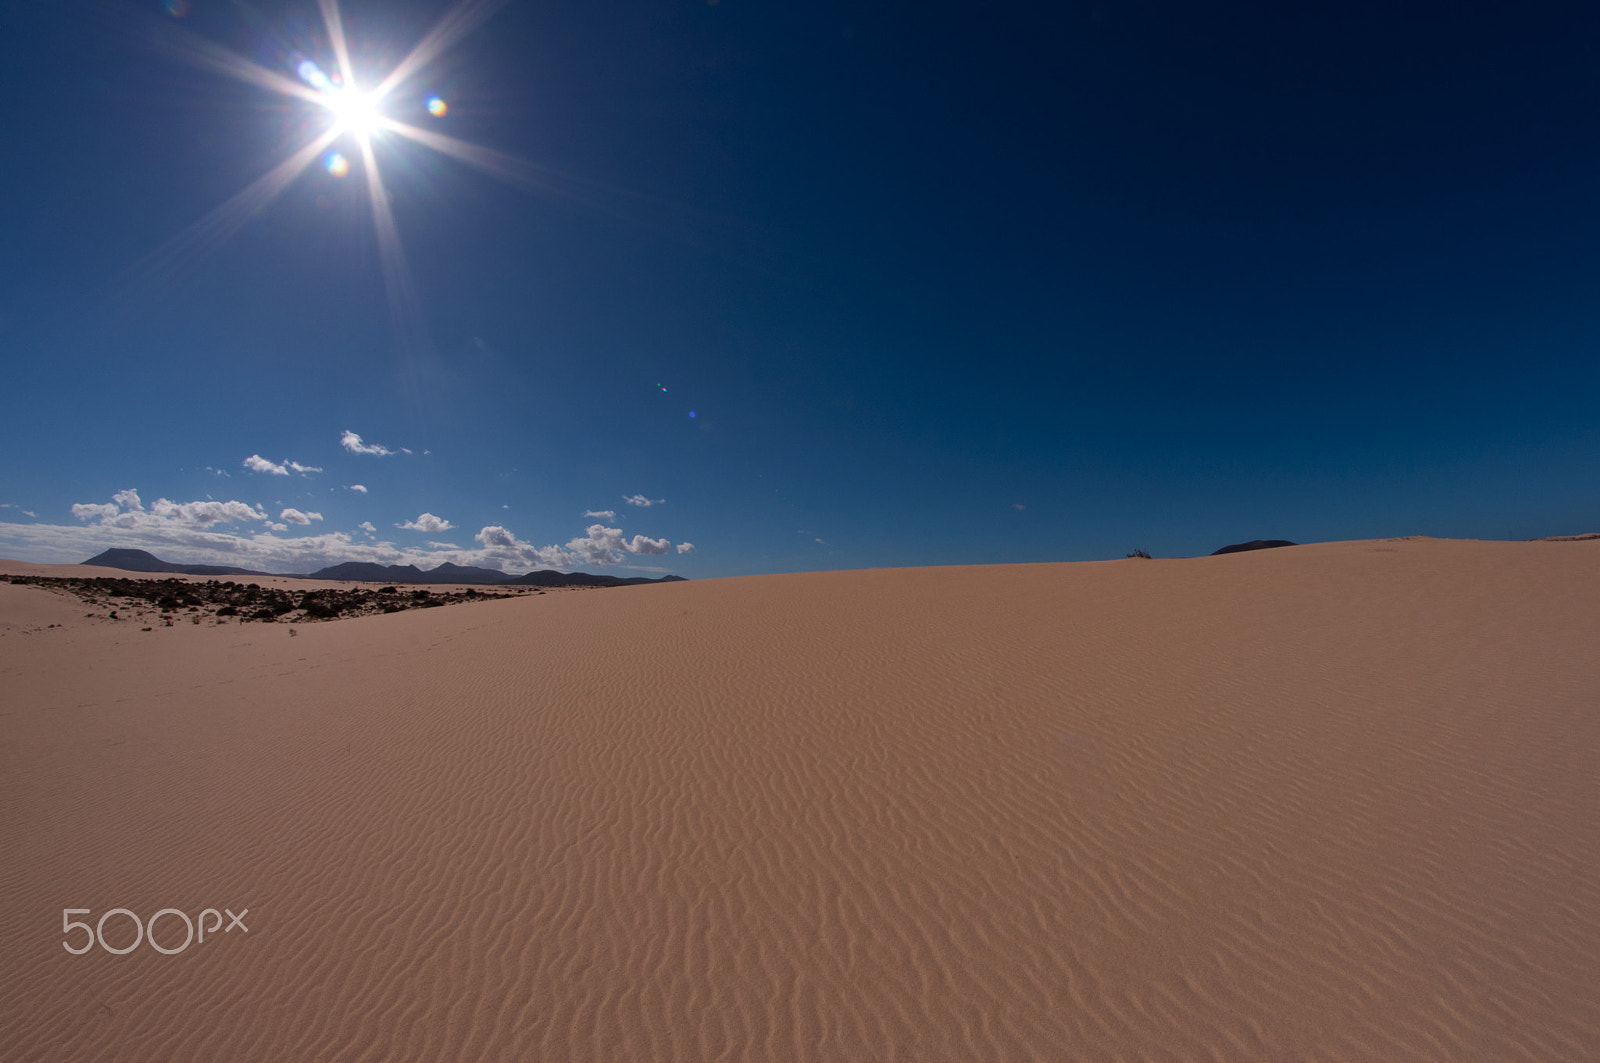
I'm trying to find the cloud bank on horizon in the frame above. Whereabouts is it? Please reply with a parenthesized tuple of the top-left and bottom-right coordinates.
(0, 485, 692, 575)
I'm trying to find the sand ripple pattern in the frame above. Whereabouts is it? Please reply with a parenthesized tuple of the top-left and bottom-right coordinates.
(2, 538, 1598, 1060)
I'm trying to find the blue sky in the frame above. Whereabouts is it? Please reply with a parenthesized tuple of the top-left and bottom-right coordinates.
(2, 0, 1598, 577)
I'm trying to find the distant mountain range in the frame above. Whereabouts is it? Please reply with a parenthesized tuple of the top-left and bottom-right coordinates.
(81, 549, 685, 587)
(305, 561, 514, 585)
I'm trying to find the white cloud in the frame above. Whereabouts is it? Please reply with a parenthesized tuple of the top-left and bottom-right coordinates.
(266, 522, 289, 532)
(152, 499, 269, 527)
(623, 494, 664, 507)
(112, 489, 143, 511)
(584, 509, 617, 520)
(72, 502, 119, 521)
(358, 521, 377, 533)
(347, 484, 368, 493)
(425, 541, 459, 549)
(341, 430, 398, 456)
(676, 542, 695, 554)
(244, 454, 288, 475)
(564, 524, 670, 564)
(473, 525, 577, 570)
(398, 512, 453, 533)
(245, 455, 321, 477)
(280, 508, 323, 526)
(474, 525, 669, 568)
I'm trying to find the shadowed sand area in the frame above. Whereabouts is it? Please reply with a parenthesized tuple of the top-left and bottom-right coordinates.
(2, 537, 1597, 1060)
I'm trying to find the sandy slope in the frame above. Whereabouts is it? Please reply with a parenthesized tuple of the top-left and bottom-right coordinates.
(1, 537, 1596, 1061)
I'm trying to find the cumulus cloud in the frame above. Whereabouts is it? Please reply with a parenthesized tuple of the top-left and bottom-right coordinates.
(623, 494, 663, 507)
(70, 490, 266, 531)
(244, 454, 288, 476)
(473, 525, 576, 571)
(347, 484, 368, 493)
(584, 509, 617, 520)
(676, 542, 695, 554)
(565, 524, 671, 562)
(266, 522, 289, 532)
(340, 430, 400, 456)
(397, 512, 453, 533)
(426, 541, 459, 550)
(280, 508, 323, 526)
(477, 526, 667, 568)
(358, 521, 377, 533)
(150, 499, 270, 527)
(244, 455, 322, 477)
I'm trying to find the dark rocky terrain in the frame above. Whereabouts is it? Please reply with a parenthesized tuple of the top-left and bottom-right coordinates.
(5, 575, 531, 627)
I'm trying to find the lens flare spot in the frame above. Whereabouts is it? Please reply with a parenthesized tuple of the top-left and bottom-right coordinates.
(426, 95, 448, 117)
(163, 0, 191, 16)
(296, 57, 335, 94)
(324, 151, 350, 178)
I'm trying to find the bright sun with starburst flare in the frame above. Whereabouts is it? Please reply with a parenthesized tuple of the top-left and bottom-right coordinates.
(140, 0, 556, 356)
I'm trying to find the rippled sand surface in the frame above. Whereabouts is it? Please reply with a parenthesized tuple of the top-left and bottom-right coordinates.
(2, 537, 1597, 1061)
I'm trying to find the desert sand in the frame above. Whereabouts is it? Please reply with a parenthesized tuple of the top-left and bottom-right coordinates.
(2, 537, 1597, 1061)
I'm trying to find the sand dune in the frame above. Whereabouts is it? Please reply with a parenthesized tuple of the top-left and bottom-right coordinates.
(2, 537, 1597, 1061)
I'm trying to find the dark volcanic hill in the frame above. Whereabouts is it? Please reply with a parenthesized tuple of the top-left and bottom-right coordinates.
(1210, 540, 1298, 556)
(82, 548, 272, 577)
(506, 570, 688, 588)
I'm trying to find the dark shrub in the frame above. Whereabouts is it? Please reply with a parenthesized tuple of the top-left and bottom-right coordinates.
(217, 606, 239, 617)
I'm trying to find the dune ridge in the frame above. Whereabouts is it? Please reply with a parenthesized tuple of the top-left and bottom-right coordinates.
(2, 537, 1597, 1061)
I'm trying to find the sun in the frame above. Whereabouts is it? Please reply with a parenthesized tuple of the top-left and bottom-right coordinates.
(325, 86, 381, 139)
(135, 0, 534, 358)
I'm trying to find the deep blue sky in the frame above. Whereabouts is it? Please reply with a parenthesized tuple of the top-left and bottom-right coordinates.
(2, 0, 1598, 576)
